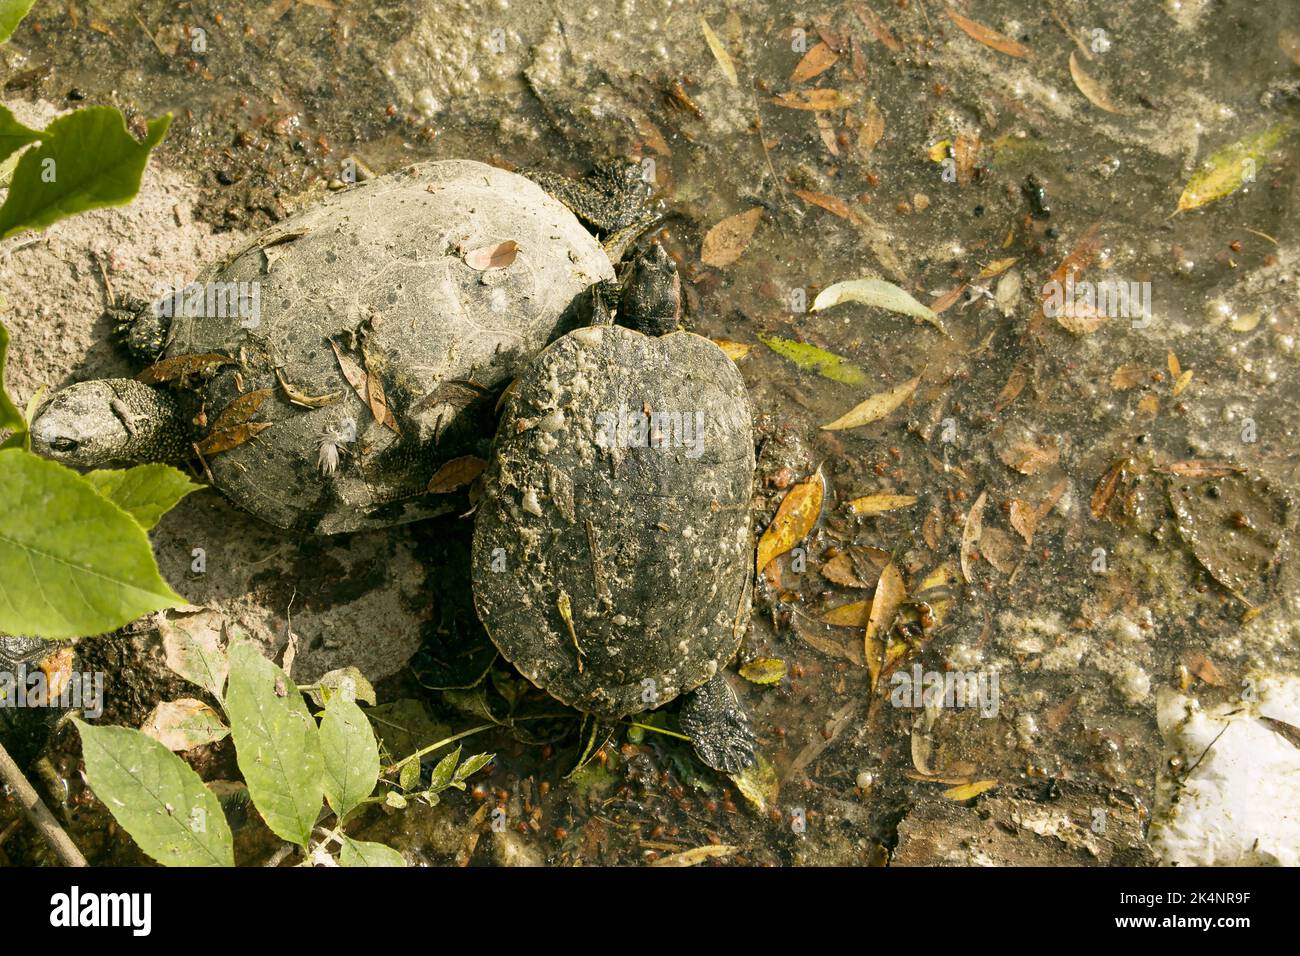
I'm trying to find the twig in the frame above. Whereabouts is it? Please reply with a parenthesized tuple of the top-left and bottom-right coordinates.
(0, 738, 88, 867)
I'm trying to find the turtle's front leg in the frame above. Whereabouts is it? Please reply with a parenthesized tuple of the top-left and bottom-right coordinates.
(679, 673, 756, 773)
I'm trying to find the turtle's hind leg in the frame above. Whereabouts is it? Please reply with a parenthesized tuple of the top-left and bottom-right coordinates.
(679, 673, 756, 773)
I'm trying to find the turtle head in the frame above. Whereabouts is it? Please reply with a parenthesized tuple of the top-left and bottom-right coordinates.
(618, 243, 683, 337)
(31, 379, 185, 466)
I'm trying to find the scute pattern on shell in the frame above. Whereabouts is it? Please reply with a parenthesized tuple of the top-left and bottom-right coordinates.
(163, 160, 614, 532)
(472, 325, 755, 717)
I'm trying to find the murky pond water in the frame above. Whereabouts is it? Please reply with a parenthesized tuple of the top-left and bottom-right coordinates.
(2, 0, 1298, 866)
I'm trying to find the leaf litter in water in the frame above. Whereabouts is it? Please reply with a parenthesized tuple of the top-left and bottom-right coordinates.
(812, 278, 945, 333)
(700, 18, 738, 87)
(821, 375, 919, 431)
(700, 207, 763, 268)
(1068, 51, 1122, 114)
(943, 779, 998, 801)
(820, 600, 872, 628)
(847, 493, 917, 515)
(944, 7, 1032, 58)
(790, 41, 839, 83)
(756, 468, 826, 573)
(1177, 123, 1293, 212)
(770, 89, 855, 111)
(739, 658, 787, 685)
(865, 560, 905, 687)
(757, 333, 869, 386)
(960, 490, 988, 583)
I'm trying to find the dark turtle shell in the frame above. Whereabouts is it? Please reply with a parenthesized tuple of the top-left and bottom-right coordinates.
(471, 324, 754, 717)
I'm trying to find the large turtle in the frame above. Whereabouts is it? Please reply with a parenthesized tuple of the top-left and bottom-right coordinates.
(29, 159, 656, 533)
(470, 301, 758, 772)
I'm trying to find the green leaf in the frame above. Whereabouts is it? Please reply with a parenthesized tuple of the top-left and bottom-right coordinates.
(225, 642, 323, 847)
(0, 107, 172, 241)
(453, 752, 494, 783)
(158, 608, 228, 703)
(303, 665, 376, 708)
(0, 105, 41, 164)
(0, 449, 185, 639)
(756, 333, 869, 387)
(811, 278, 945, 333)
(339, 836, 406, 867)
(1177, 123, 1294, 212)
(398, 754, 422, 792)
(738, 657, 788, 685)
(0, 320, 24, 433)
(84, 464, 202, 530)
(0, 0, 37, 44)
(75, 719, 234, 866)
(426, 745, 460, 791)
(319, 694, 379, 823)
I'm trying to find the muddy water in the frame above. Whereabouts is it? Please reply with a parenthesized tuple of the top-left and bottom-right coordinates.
(2, 0, 1298, 865)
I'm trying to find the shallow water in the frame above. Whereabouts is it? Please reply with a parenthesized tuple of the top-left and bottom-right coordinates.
(2, 0, 1298, 865)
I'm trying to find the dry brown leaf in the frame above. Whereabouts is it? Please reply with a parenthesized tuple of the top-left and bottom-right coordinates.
(796, 624, 865, 665)
(771, 88, 854, 111)
(793, 188, 860, 222)
(712, 339, 751, 361)
(137, 353, 235, 385)
(650, 844, 737, 867)
(700, 18, 739, 87)
(791, 41, 840, 83)
(701, 207, 764, 268)
(756, 469, 825, 574)
(1172, 368, 1194, 397)
(852, 3, 901, 51)
(1184, 652, 1224, 686)
(818, 600, 874, 628)
(1091, 459, 1127, 519)
(1036, 222, 1102, 335)
(847, 493, 917, 515)
(427, 455, 487, 493)
(1281, 29, 1300, 65)
(209, 388, 273, 434)
(945, 7, 1031, 58)
(362, 347, 400, 434)
(865, 561, 905, 686)
(978, 527, 1018, 574)
(993, 366, 1028, 412)
(815, 113, 840, 157)
(857, 99, 885, 160)
(998, 436, 1060, 475)
(1161, 460, 1240, 479)
(1110, 364, 1146, 390)
(1010, 479, 1068, 545)
(820, 553, 869, 588)
(960, 490, 987, 583)
(1068, 51, 1122, 113)
(1137, 393, 1160, 417)
(195, 421, 274, 456)
(821, 375, 919, 431)
(463, 240, 519, 270)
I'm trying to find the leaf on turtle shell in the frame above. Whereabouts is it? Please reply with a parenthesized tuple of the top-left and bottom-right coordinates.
(463, 240, 518, 271)
(208, 388, 273, 433)
(756, 468, 825, 574)
(136, 352, 235, 385)
(329, 339, 369, 397)
(194, 421, 274, 456)
(362, 347, 400, 434)
(739, 658, 787, 685)
(701, 207, 763, 268)
(427, 455, 487, 493)
(821, 375, 919, 431)
(757, 333, 869, 386)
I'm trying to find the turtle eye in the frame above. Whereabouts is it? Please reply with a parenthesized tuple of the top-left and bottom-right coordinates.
(48, 436, 80, 452)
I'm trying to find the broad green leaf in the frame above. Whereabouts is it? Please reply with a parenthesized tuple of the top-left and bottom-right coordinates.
(84, 464, 202, 530)
(398, 754, 421, 792)
(340, 836, 406, 867)
(225, 642, 323, 847)
(319, 694, 379, 823)
(757, 333, 869, 386)
(738, 657, 788, 685)
(0, 320, 23, 432)
(159, 608, 228, 703)
(0, 105, 41, 164)
(453, 752, 494, 783)
(426, 745, 461, 791)
(0, 107, 172, 240)
(75, 719, 234, 866)
(0, 382, 46, 452)
(729, 752, 779, 814)
(0, 449, 185, 639)
(812, 278, 945, 333)
(141, 698, 230, 751)
(821, 375, 920, 431)
(1177, 123, 1293, 212)
(303, 665, 376, 708)
(0, 0, 37, 44)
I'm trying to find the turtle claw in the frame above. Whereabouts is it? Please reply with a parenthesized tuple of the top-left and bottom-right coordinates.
(679, 674, 757, 773)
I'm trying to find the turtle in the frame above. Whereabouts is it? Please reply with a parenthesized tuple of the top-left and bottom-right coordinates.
(28, 159, 662, 533)
(469, 308, 758, 773)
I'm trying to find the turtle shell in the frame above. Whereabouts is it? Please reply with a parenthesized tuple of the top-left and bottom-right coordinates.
(471, 324, 754, 717)
(163, 160, 613, 532)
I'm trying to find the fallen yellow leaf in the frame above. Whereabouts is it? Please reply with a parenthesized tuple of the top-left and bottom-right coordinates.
(756, 469, 825, 574)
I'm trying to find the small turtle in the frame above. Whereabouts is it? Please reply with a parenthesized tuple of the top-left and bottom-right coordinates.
(470, 272, 757, 772)
(30, 159, 661, 533)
